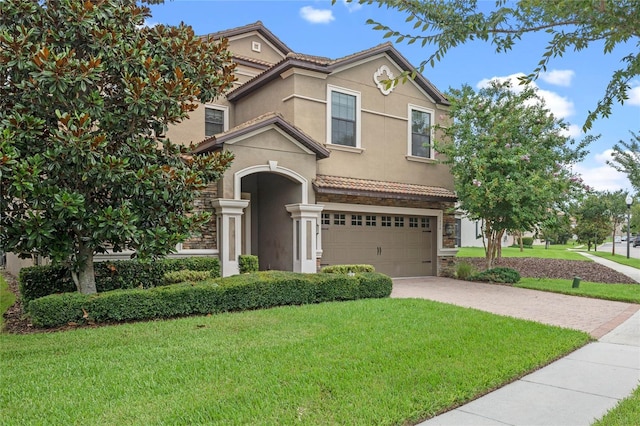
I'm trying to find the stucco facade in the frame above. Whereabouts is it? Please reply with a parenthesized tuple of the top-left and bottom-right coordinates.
(167, 21, 458, 277)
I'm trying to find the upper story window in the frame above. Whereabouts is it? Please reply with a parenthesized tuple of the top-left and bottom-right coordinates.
(408, 105, 434, 159)
(205, 106, 227, 137)
(327, 85, 361, 148)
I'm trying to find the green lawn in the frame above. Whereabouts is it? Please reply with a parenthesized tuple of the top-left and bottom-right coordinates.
(0, 298, 589, 425)
(593, 385, 640, 426)
(456, 245, 589, 261)
(0, 273, 15, 331)
(516, 278, 640, 304)
(583, 250, 640, 269)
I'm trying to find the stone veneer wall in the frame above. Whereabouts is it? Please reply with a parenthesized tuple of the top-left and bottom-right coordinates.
(182, 183, 218, 250)
(316, 193, 457, 276)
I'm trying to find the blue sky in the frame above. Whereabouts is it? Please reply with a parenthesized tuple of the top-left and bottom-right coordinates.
(148, 0, 640, 194)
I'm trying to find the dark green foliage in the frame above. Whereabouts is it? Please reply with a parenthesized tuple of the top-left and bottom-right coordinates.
(321, 264, 375, 273)
(27, 271, 393, 328)
(0, 0, 236, 293)
(163, 270, 212, 285)
(238, 255, 259, 274)
(19, 257, 220, 304)
(19, 265, 76, 305)
(520, 237, 534, 247)
(471, 267, 521, 284)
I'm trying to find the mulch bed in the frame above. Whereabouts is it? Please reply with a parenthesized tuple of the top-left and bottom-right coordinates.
(457, 257, 638, 284)
(2, 257, 637, 334)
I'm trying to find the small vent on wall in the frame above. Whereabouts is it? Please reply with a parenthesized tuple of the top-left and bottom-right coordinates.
(251, 41, 261, 52)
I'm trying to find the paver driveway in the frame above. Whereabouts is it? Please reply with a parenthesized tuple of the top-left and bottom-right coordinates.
(392, 277, 639, 338)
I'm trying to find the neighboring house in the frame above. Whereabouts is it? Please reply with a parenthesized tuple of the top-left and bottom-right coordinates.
(169, 22, 457, 277)
(457, 216, 512, 248)
(6, 21, 458, 279)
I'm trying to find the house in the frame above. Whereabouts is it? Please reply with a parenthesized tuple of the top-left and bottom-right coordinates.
(168, 22, 457, 278)
(4, 21, 458, 279)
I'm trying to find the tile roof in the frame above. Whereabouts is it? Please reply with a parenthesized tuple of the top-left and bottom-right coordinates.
(313, 174, 457, 200)
(193, 112, 329, 159)
(201, 21, 292, 55)
(227, 42, 449, 105)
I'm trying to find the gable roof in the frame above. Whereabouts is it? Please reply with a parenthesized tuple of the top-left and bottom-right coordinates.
(226, 42, 449, 105)
(202, 21, 292, 57)
(193, 112, 330, 159)
(313, 174, 457, 201)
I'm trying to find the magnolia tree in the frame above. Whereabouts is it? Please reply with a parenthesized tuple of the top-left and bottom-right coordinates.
(0, 0, 236, 294)
(435, 82, 591, 268)
(347, 0, 640, 131)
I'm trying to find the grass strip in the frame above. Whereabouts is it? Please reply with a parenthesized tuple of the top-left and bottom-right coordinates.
(0, 273, 16, 332)
(0, 298, 589, 425)
(456, 245, 588, 261)
(582, 251, 640, 269)
(516, 278, 640, 304)
(592, 385, 640, 426)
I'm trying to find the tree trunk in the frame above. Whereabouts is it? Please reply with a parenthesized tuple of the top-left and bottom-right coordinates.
(519, 231, 524, 252)
(484, 222, 500, 269)
(74, 242, 97, 294)
(611, 228, 616, 255)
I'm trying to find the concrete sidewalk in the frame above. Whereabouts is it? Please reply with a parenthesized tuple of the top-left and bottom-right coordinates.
(578, 251, 640, 283)
(391, 277, 640, 426)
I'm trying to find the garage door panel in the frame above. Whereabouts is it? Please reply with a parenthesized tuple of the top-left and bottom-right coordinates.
(321, 211, 435, 277)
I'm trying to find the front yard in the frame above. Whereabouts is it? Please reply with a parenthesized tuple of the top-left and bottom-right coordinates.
(0, 297, 589, 425)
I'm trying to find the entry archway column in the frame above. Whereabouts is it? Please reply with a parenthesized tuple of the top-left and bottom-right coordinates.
(286, 204, 324, 273)
(213, 199, 250, 277)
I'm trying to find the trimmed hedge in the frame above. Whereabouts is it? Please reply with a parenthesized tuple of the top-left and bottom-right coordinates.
(321, 264, 375, 274)
(163, 270, 213, 285)
(471, 267, 521, 284)
(238, 255, 259, 274)
(27, 271, 393, 328)
(19, 257, 220, 304)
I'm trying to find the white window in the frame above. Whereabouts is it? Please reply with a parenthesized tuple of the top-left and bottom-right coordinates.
(408, 105, 434, 159)
(327, 85, 361, 148)
(205, 106, 228, 137)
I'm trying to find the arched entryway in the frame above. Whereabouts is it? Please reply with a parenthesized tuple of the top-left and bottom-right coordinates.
(241, 172, 300, 271)
(214, 162, 322, 277)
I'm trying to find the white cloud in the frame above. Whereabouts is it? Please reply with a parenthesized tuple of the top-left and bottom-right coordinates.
(540, 70, 575, 87)
(138, 20, 158, 29)
(560, 124, 582, 138)
(628, 84, 640, 106)
(536, 88, 575, 118)
(476, 73, 574, 119)
(300, 6, 335, 24)
(342, 0, 362, 12)
(573, 149, 633, 192)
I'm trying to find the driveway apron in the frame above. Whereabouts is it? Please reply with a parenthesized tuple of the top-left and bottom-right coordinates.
(392, 277, 638, 338)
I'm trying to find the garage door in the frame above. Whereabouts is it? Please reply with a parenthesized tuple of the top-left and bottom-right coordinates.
(320, 211, 436, 277)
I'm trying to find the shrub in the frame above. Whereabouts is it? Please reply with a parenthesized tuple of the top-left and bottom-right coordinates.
(454, 261, 476, 280)
(238, 255, 259, 274)
(27, 271, 393, 328)
(321, 264, 375, 274)
(19, 265, 76, 304)
(471, 267, 521, 284)
(514, 237, 534, 248)
(19, 257, 221, 303)
(163, 270, 213, 285)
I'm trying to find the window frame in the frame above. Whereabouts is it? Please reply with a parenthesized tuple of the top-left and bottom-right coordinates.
(407, 104, 434, 160)
(204, 105, 229, 137)
(326, 85, 361, 149)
